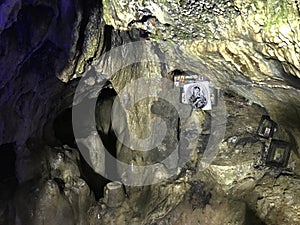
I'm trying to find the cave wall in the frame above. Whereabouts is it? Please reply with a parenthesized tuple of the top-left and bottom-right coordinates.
(0, 0, 74, 145)
(101, 0, 300, 128)
(0, 0, 300, 225)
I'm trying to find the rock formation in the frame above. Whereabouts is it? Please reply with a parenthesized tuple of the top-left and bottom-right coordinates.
(0, 0, 299, 224)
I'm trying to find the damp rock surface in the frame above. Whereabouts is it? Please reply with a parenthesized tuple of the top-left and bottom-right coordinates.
(13, 145, 95, 225)
(0, 0, 300, 225)
(101, 0, 300, 128)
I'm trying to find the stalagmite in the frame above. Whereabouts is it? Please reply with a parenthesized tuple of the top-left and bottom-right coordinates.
(103, 181, 125, 208)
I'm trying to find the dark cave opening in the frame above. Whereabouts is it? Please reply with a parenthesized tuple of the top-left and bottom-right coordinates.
(245, 205, 266, 225)
(0, 143, 18, 224)
(53, 107, 76, 148)
(52, 83, 118, 199)
(0, 143, 17, 182)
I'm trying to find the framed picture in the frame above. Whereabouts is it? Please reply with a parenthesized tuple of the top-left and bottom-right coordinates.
(183, 81, 212, 110)
(266, 140, 291, 168)
(173, 74, 215, 110)
(257, 115, 277, 139)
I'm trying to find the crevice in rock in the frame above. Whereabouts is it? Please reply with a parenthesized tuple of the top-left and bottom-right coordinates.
(0, 143, 17, 225)
(53, 107, 76, 148)
(95, 82, 119, 180)
(95, 83, 117, 151)
(78, 153, 110, 199)
(281, 70, 300, 89)
(76, 0, 98, 55)
(0, 143, 17, 183)
(245, 205, 266, 225)
(52, 104, 113, 199)
(151, 41, 167, 75)
(101, 25, 113, 54)
(52, 81, 119, 199)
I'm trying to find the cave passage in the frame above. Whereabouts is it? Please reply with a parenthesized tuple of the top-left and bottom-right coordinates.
(245, 206, 266, 225)
(0, 143, 17, 182)
(0, 143, 17, 224)
(52, 82, 118, 199)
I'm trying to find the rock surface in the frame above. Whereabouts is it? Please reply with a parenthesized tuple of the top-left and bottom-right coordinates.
(14, 145, 95, 225)
(0, 0, 299, 225)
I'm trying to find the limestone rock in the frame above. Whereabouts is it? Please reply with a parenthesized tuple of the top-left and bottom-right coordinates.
(1, 0, 300, 225)
(249, 176, 300, 224)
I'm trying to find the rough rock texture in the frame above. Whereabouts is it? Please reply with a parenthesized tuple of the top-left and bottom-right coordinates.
(95, 0, 300, 224)
(101, 0, 300, 126)
(14, 144, 95, 225)
(196, 93, 300, 225)
(248, 175, 300, 225)
(0, 0, 300, 225)
(0, 0, 107, 222)
(0, 0, 107, 146)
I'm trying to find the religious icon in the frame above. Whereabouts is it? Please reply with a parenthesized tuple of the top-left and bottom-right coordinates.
(266, 140, 291, 168)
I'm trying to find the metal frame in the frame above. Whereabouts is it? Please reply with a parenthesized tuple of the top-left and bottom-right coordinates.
(266, 139, 291, 168)
(256, 115, 277, 139)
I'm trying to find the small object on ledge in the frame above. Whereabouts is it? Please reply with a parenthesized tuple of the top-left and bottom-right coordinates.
(256, 115, 277, 139)
(266, 140, 291, 168)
